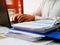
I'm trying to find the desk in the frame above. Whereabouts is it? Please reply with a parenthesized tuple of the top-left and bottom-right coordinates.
(0, 27, 52, 45)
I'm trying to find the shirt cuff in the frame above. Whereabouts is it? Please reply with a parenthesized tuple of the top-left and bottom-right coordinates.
(35, 16, 44, 20)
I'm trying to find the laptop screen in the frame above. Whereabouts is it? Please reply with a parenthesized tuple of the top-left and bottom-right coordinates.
(0, 0, 11, 28)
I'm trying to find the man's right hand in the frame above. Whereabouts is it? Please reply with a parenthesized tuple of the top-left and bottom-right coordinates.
(10, 14, 35, 23)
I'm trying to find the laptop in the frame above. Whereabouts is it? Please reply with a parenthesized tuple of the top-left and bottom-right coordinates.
(0, 0, 11, 28)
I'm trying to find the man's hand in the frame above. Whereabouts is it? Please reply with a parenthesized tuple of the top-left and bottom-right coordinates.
(10, 14, 35, 23)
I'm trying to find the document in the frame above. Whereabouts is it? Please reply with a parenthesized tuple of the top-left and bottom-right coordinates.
(12, 20, 57, 33)
(5, 30, 45, 42)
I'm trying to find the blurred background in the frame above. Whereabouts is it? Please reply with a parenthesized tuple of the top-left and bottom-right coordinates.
(6, 0, 23, 17)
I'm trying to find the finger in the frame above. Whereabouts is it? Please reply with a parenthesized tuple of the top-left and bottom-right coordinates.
(17, 14, 24, 22)
(10, 15, 15, 21)
(17, 14, 23, 19)
(13, 14, 19, 21)
(10, 15, 13, 21)
(17, 15, 21, 20)
(18, 16, 26, 23)
(18, 17, 26, 23)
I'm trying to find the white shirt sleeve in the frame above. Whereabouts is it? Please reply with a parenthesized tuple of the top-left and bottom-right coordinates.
(49, 0, 60, 18)
(35, 16, 51, 20)
(31, 0, 45, 16)
(35, 0, 60, 20)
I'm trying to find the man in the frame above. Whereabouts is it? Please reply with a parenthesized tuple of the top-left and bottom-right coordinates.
(10, 0, 60, 23)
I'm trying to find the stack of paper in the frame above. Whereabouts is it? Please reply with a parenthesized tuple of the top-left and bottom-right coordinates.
(12, 20, 56, 33)
(6, 30, 45, 42)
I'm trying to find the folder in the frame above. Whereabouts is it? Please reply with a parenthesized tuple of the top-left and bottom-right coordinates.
(12, 20, 57, 33)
